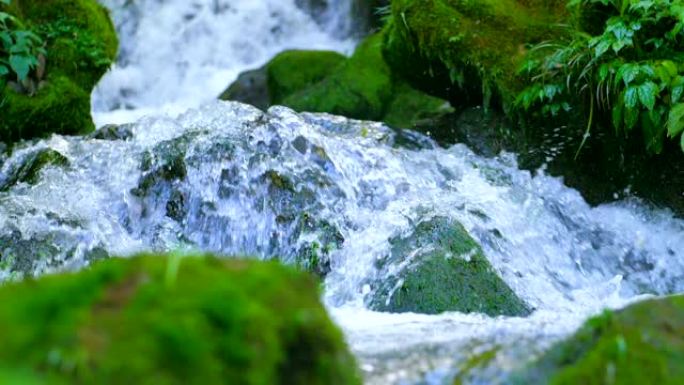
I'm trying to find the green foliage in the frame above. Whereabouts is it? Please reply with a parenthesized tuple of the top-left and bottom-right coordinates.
(0, 1, 46, 87)
(517, 0, 684, 154)
(36, 17, 113, 74)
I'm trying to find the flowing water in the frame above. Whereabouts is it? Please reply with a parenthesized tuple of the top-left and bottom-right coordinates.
(1, 1, 684, 384)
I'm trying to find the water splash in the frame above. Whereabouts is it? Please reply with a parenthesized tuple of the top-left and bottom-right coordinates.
(1, 101, 682, 383)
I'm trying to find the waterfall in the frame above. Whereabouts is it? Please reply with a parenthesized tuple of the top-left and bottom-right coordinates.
(91, 0, 356, 126)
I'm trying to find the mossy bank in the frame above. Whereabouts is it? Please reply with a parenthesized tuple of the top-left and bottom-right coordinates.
(0, 0, 118, 144)
(0, 253, 361, 385)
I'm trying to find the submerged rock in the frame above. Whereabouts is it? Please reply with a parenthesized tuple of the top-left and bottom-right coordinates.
(0, 0, 118, 144)
(0, 148, 69, 190)
(510, 295, 684, 384)
(0, 253, 361, 385)
(368, 216, 530, 316)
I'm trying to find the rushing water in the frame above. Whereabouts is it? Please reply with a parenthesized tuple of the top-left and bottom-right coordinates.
(1, 1, 684, 384)
(1, 102, 683, 384)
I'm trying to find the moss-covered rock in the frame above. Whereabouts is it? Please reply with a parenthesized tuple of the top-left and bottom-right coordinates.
(368, 216, 530, 316)
(0, 0, 118, 144)
(510, 295, 684, 385)
(268, 50, 347, 105)
(383, 0, 567, 110)
(221, 32, 453, 130)
(0, 253, 361, 385)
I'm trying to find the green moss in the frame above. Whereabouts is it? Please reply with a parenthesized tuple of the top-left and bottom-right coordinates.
(0, 75, 94, 143)
(267, 50, 347, 105)
(283, 33, 394, 121)
(383, 81, 453, 129)
(383, 0, 568, 110)
(0, 0, 118, 144)
(0, 253, 361, 385)
(511, 295, 684, 384)
(369, 217, 530, 316)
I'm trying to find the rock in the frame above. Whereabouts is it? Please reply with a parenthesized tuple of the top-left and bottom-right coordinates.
(510, 295, 684, 384)
(0, 0, 118, 144)
(0, 253, 362, 385)
(268, 50, 347, 105)
(0, 147, 69, 190)
(368, 216, 530, 316)
(88, 123, 135, 141)
(221, 32, 453, 130)
(219, 66, 271, 111)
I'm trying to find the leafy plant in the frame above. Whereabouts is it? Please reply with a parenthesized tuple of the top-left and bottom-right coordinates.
(0, 1, 46, 89)
(517, 0, 684, 155)
(37, 17, 113, 72)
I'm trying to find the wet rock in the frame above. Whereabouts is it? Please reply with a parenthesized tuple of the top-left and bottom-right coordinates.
(89, 123, 135, 141)
(218, 66, 270, 110)
(0, 254, 362, 385)
(368, 216, 530, 316)
(510, 295, 684, 384)
(0, 148, 69, 190)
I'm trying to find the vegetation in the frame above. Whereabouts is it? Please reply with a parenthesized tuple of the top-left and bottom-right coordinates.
(0, 253, 361, 385)
(517, 0, 684, 155)
(0, 0, 118, 144)
(510, 295, 684, 384)
(0, 0, 46, 91)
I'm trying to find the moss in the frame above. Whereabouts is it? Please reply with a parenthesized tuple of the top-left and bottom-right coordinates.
(511, 295, 684, 384)
(0, 76, 94, 143)
(383, 0, 568, 110)
(283, 33, 394, 121)
(0, 147, 69, 190)
(0, 253, 361, 385)
(383, 81, 453, 129)
(267, 50, 347, 105)
(0, 0, 118, 144)
(368, 217, 530, 316)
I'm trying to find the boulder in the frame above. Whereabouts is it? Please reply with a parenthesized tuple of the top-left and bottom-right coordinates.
(368, 216, 530, 316)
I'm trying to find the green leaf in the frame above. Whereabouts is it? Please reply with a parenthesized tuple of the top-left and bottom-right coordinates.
(612, 100, 624, 131)
(625, 106, 639, 130)
(617, 64, 639, 86)
(667, 103, 684, 138)
(9, 53, 30, 81)
(624, 86, 639, 108)
(637, 81, 658, 110)
(0, 64, 8, 76)
(681, 131, 684, 153)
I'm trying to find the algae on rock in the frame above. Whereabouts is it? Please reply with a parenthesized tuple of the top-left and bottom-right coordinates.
(368, 216, 530, 316)
(0, 253, 362, 385)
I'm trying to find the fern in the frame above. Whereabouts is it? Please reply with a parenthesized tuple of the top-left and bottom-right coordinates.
(517, 0, 684, 154)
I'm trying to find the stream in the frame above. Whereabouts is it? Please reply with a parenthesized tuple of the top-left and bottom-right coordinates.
(1, 1, 684, 384)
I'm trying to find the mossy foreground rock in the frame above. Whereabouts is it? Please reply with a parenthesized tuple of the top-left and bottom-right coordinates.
(511, 295, 684, 385)
(0, 254, 361, 385)
(0, 0, 118, 144)
(368, 217, 530, 316)
(221, 33, 451, 129)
